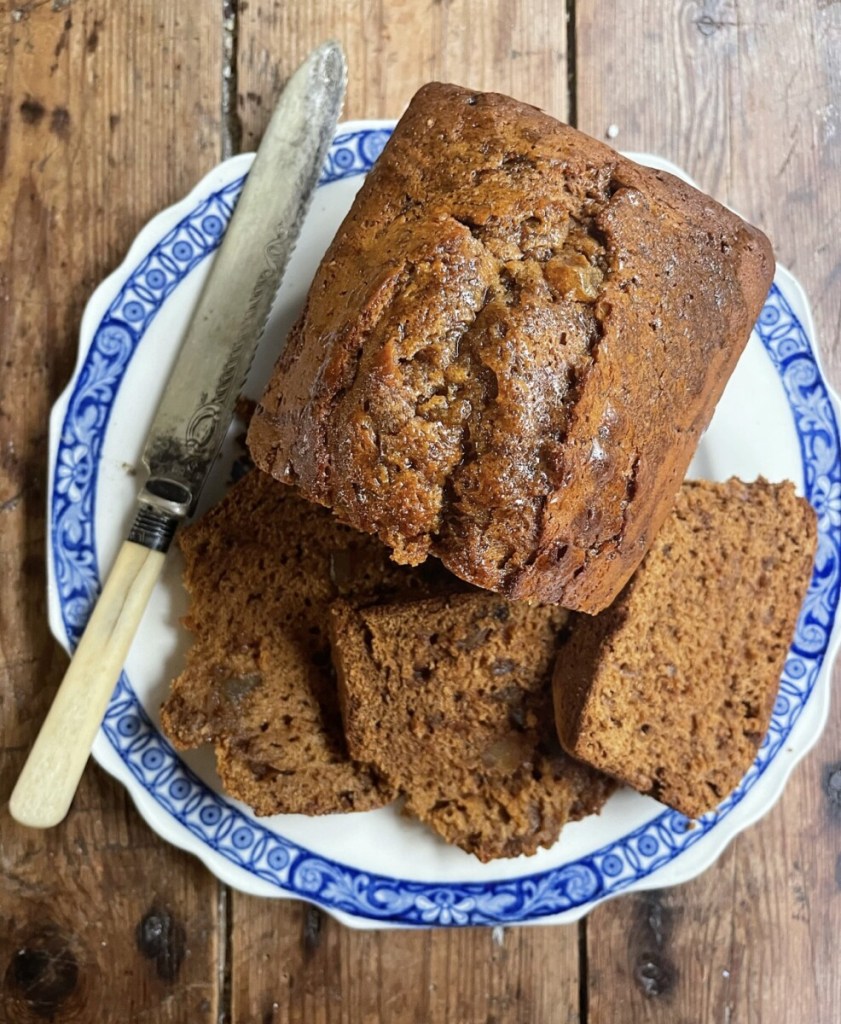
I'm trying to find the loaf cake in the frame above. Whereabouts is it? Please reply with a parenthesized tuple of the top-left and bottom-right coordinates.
(160, 469, 454, 816)
(248, 83, 775, 614)
(553, 478, 817, 818)
(330, 592, 615, 860)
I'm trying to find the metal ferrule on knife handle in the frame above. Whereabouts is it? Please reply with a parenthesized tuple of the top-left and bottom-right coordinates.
(128, 478, 194, 552)
(127, 503, 180, 553)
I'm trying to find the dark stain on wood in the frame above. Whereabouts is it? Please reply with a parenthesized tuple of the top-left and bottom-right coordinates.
(694, 13, 737, 36)
(823, 761, 841, 818)
(19, 98, 46, 126)
(634, 954, 677, 998)
(3, 923, 80, 1019)
(628, 891, 679, 998)
(135, 906, 187, 983)
(0, 491, 22, 513)
(0, 94, 10, 176)
(49, 107, 71, 140)
(109, 113, 120, 131)
(86, 19, 103, 54)
(53, 15, 72, 60)
(302, 905, 322, 955)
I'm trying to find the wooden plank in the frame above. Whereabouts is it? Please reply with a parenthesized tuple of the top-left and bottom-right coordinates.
(232, 3, 580, 1021)
(229, 898, 580, 1024)
(0, 4, 223, 1021)
(236, 0, 569, 144)
(576, 2, 841, 1021)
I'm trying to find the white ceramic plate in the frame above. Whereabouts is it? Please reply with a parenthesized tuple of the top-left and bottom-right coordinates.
(48, 122, 841, 928)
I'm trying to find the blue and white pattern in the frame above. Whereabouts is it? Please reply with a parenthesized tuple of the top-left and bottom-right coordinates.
(322, 127, 392, 182)
(50, 130, 841, 926)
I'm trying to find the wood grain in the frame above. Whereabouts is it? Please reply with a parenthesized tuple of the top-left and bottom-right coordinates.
(233, 5, 581, 1022)
(1, 1, 839, 1022)
(236, 0, 569, 144)
(0, 3, 222, 1021)
(576, 2, 841, 1021)
(229, 898, 580, 1024)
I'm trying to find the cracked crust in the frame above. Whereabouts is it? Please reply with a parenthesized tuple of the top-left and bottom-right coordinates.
(248, 83, 775, 613)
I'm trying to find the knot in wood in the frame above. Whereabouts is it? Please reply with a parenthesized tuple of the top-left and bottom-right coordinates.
(135, 906, 186, 983)
(3, 922, 86, 1023)
(824, 762, 841, 816)
(633, 953, 677, 997)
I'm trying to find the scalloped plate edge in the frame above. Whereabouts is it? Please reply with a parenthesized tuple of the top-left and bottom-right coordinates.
(45, 133, 841, 928)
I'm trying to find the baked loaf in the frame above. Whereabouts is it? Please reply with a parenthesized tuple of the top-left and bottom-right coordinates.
(248, 83, 775, 613)
(160, 470, 453, 816)
(330, 592, 614, 860)
(553, 478, 817, 818)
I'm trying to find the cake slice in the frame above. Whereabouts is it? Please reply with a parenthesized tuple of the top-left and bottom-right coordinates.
(553, 478, 817, 818)
(330, 592, 614, 860)
(160, 470, 454, 816)
(248, 82, 775, 614)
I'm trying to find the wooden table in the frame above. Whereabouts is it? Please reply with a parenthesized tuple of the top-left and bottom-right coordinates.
(2, 1, 839, 1020)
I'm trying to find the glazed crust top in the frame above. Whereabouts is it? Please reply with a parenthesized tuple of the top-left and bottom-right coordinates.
(248, 83, 775, 612)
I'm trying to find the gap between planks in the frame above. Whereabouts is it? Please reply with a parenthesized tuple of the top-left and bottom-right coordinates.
(222, 0, 242, 160)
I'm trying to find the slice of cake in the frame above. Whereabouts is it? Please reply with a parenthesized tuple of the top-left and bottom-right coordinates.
(330, 592, 614, 860)
(248, 82, 775, 614)
(160, 470, 454, 816)
(553, 478, 817, 818)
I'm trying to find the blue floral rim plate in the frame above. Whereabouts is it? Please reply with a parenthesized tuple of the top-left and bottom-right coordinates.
(47, 123, 841, 928)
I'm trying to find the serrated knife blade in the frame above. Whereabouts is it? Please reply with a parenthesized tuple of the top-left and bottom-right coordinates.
(10, 41, 347, 829)
(135, 40, 347, 539)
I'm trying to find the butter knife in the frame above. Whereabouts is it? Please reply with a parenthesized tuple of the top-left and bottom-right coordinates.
(10, 41, 347, 828)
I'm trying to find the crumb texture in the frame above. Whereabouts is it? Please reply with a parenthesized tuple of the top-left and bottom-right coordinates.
(331, 592, 614, 860)
(553, 478, 818, 818)
(248, 83, 775, 612)
(160, 470, 453, 816)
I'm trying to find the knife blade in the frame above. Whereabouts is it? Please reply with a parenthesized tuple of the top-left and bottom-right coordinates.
(10, 41, 347, 828)
(134, 39, 347, 544)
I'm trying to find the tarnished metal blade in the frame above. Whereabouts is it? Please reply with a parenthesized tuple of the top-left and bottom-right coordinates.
(141, 41, 346, 509)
